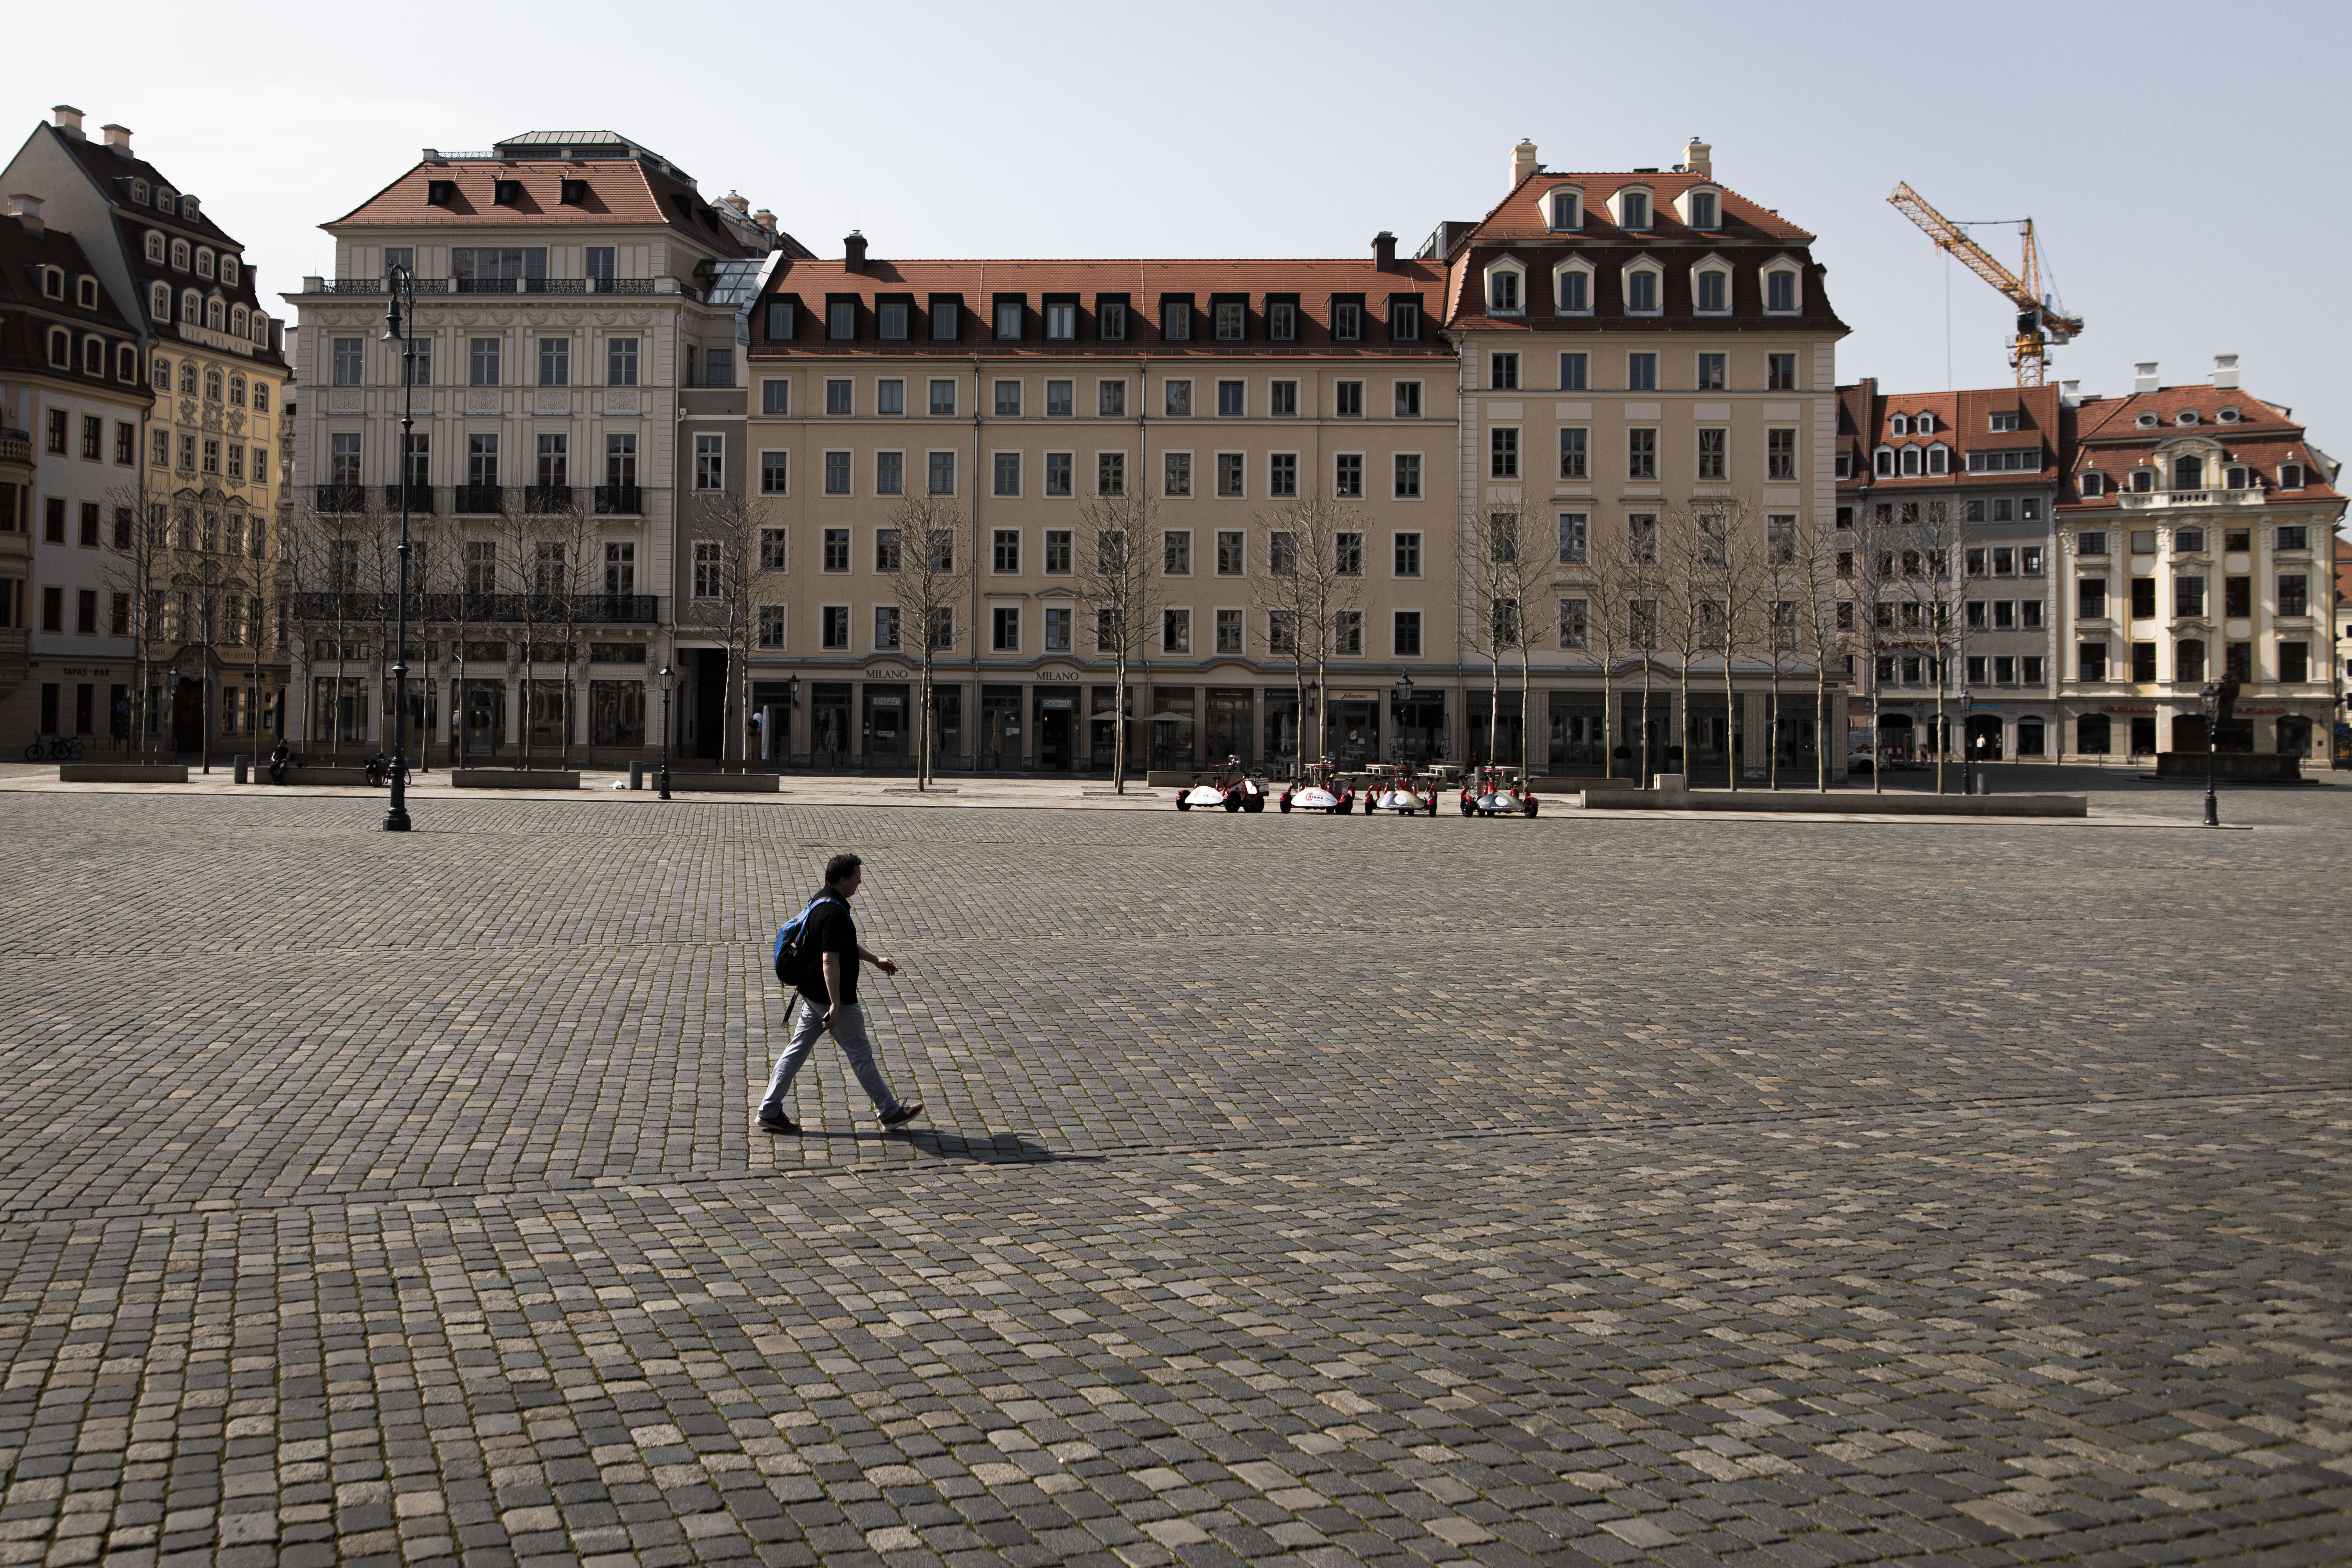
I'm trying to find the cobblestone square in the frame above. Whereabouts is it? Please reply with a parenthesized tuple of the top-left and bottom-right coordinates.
(2, 784, 2348, 1568)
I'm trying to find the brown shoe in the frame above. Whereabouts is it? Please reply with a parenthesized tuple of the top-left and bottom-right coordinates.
(880, 1101, 924, 1129)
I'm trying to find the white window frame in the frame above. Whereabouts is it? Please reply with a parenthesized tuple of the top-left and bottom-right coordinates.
(1551, 256, 1594, 317)
(1689, 256, 1733, 316)
(1482, 256, 1526, 317)
(1675, 184, 1723, 230)
(1610, 183, 1655, 230)
(1762, 256, 1803, 315)
(758, 450, 789, 496)
(1621, 258, 1664, 317)
(1544, 184, 1583, 231)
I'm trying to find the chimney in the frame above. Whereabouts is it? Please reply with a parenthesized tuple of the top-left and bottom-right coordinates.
(9, 194, 44, 235)
(52, 105, 84, 139)
(2060, 379, 2081, 407)
(1372, 230, 1397, 272)
(2134, 361, 2160, 393)
(421, 148, 441, 161)
(1509, 139, 1539, 190)
(723, 191, 750, 215)
(752, 208, 776, 233)
(101, 123, 132, 155)
(1684, 137, 1712, 180)
(843, 230, 867, 272)
(2212, 353, 2239, 390)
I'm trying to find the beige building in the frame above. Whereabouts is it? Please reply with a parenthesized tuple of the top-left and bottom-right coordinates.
(738, 240, 1457, 773)
(1435, 138, 1848, 782)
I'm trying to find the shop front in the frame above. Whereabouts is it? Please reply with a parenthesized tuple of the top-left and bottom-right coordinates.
(863, 683, 909, 767)
(1325, 693, 1379, 768)
(979, 684, 1022, 769)
(1393, 691, 1446, 763)
(810, 682, 852, 766)
(1089, 684, 1135, 773)
(1034, 686, 1078, 770)
(1205, 688, 1252, 764)
(1151, 687, 1195, 770)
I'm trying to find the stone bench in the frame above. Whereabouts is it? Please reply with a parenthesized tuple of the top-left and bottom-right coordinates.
(272, 766, 374, 786)
(660, 771, 782, 793)
(60, 763, 189, 784)
(2153, 751, 2302, 782)
(454, 768, 579, 790)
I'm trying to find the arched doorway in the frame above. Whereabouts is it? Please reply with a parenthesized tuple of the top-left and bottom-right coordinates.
(1966, 713, 2002, 760)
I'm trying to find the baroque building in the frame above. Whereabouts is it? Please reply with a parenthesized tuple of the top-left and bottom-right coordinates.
(284, 131, 795, 760)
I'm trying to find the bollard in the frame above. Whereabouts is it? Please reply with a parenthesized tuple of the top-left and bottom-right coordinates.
(1977, 773, 1993, 795)
(233, 753, 249, 784)
(629, 760, 644, 791)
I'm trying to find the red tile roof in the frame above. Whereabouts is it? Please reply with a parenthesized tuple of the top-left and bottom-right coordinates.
(1471, 168, 1816, 246)
(2060, 385, 2343, 512)
(1833, 382, 2065, 492)
(328, 158, 755, 256)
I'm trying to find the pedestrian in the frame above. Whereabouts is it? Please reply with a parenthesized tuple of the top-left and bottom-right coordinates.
(268, 738, 293, 786)
(757, 852, 924, 1134)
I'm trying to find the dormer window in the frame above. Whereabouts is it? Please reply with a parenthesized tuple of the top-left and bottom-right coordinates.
(1875, 446, 1895, 476)
(144, 231, 163, 262)
(2279, 462, 2306, 489)
(1552, 257, 1593, 315)
(1691, 258, 1731, 314)
(2135, 412, 2159, 428)
(155, 189, 175, 215)
(170, 238, 189, 271)
(41, 268, 63, 300)
(2176, 409, 2198, 426)
(1679, 186, 1722, 229)
(1889, 415, 1908, 437)
(132, 180, 148, 204)
(2225, 465, 2250, 490)
(2216, 407, 2241, 423)
(1484, 257, 1524, 316)
(1916, 412, 1935, 434)
(560, 179, 587, 205)
(1621, 259, 1662, 315)
(47, 328, 68, 367)
(1159, 296, 1192, 341)
(195, 248, 214, 279)
(427, 180, 455, 206)
(1617, 189, 1651, 229)
(220, 256, 237, 286)
(2131, 469, 2153, 492)
(994, 294, 1026, 341)
(76, 277, 96, 308)
(1762, 260, 1801, 314)
(2080, 472, 2105, 497)
(1926, 444, 1949, 476)
(494, 180, 522, 207)
(1989, 410, 2020, 431)
(1546, 187, 1582, 230)
(1900, 446, 1921, 476)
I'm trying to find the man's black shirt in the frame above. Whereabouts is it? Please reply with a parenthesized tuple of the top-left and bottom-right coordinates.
(796, 890, 859, 1007)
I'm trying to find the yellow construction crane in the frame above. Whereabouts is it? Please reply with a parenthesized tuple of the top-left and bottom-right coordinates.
(1888, 182, 2083, 387)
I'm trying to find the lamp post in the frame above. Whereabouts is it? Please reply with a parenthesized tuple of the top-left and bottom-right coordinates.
(2201, 681, 2220, 827)
(380, 268, 418, 832)
(784, 672, 799, 769)
(1305, 679, 1320, 770)
(658, 663, 674, 800)
(1392, 671, 1413, 763)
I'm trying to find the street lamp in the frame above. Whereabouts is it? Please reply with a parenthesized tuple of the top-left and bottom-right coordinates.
(1392, 672, 1414, 763)
(2200, 681, 2220, 827)
(658, 663, 675, 800)
(380, 268, 418, 832)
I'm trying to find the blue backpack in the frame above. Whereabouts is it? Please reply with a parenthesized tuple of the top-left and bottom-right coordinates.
(772, 893, 839, 987)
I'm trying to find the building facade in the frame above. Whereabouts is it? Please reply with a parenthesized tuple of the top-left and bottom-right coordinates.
(738, 239, 1456, 772)
(1833, 380, 2063, 763)
(0, 195, 153, 747)
(1437, 138, 1848, 782)
(283, 131, 793, 760)
(2057, 359, 2343, 759)
(3, 105, 293, 757)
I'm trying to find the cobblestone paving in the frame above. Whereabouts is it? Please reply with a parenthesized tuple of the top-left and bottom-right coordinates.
(2, 787, 2347, 1568)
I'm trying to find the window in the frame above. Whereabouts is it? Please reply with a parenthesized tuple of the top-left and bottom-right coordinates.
(766, 298, 799, 343)
(928, 451, 956, 495)
(2279, 573, 2309, 617)
(1627, 352, 1656, 391)
(1163, 452, 1192, 497)
(876, 451, 904, 495)
(1766, 269, 1798, 312)
(1334, 381, 1364, 417)
(1625, 270, 1658, 313)
(1047, 379, 1074, 417)
(2279, 641, 2310, 682)
(2078, 531, 2108, 557)
(1265, 300, 1296, 341)
(1163, 380, 1193, 419)
(990, 606, 1022, 651)
(1767, 429, 1796, 480)
(1218, 452, 1246, 498)
(990, 530, 1020, 574)
(1628, 428, 1657, 480)
(821, 605, 850, 649)
(2277, 524, 2308, 551)
(1333, 532, 1363, 577)
(704, 349, 733, 389)
(77, 416, 101, 462)
(1097, 380, 1126, 418)
(1334, 610, 1363, 656)
(822, 528, 850, 572)
(1044, 530, 1072, 574)
(1045, 451, 1073, 496)
(1269, 379, 1299, 417)
(1552, 358, 1589, 400)
(1097, 452, 1126, 495)
(823, 451, 852, 496)
(1555, 268, 1590, 315)
(1558, 428, 1588, 480)
(872, 606, 901, 650)
(1620, 191, 1650, 229)
(1768, 353, 1797, 391)
(1334, 453, 1363, 498)
(1627, 514, 1657, 563)
(1695, 270, 1727, 313)
(1693, 352, 1728, 392)
(690, 540, 722, 599)
(683, 434, 719, 491)
(1490, 428, 1519, 480)
(1549, 189, 1581, 229)
(2176, 574, 2206, 617)
(538, 338, 570, 387)
(2224, 528, 2251, 551)
(822, 378, 854, 417)
(757, 606, 786, 649)
(1388, 298, 1422, 341)
(227, 445, 245, 483)
(759, 527, 788, 572)
(1488, 269, 1521, 314)
(331, 337, 364, 386)
(1160, 607, 1189, 653)
(995, 380, 1022, 417)
(1268, 453, 1296, 497)
(1163, 530, 1192, 575)
(929, 379, 956, 416)
(1696, 428, 1727, 482)
(1044, 300, 1077, 341)
(2279, 463, 2306, 489)
(1040, 606, 1071, 652)
(2177, 638, 2206, 682)
(1161, 298, 1192, 340)
(607, 337, 638, 386)
(1557, 597, 1590, 650)
(994, 452, 1022, 497)
(1490, 352, 1519, 391)
(1393, 453, 1421, 498)
(2128, 576, 2157, 619)
(2078, 640, 2109, 684)
(931, 298, 962, 340)
(761, 451, 789, 495)
(762, 379, 791, 416)
(469, 338, 501, 386)
(1557, 512, 1588, 565)
(2224, 640, 2252, 681)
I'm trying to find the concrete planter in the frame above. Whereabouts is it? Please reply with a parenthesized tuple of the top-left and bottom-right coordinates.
(60, 763, 189, 784)
(1591, 782, 2086, 818)
(661, 772, 782, 793)
(2153, 752, 2301, 782)
(276, 766, 374, 786)
(454, 768, 579, 790)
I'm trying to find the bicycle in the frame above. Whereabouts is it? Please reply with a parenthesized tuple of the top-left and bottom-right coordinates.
(23, 735, 85, 762)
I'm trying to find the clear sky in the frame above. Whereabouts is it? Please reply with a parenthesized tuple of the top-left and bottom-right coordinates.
(10, 0, 2349, 455)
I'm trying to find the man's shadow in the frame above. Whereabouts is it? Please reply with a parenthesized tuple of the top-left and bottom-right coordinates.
(802, 1128, 1099, 1164)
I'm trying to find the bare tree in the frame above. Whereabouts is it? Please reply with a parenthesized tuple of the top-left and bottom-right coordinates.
(1464, 507, 1539, 776)
(1923, 499, 1968, 795)
(1759, 510, 1810, 789)
(97, 483, 159, 754)
(1250, 493, 1357, 777)
(1074, 489, 1166, 792)
(536, 491, 602, 770)
(675, 488, 766, 770)
(1706, 500, 1769, 794)
(1575, 508, 1636, 776)
(1847, 502, 1898, 793)
(1621, 511, 1665, 779)
(880, 495, 972, 792)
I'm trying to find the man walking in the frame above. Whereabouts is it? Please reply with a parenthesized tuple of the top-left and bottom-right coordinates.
(758, 853, 924, 1134)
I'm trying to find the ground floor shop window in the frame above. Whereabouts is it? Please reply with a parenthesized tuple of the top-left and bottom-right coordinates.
(591, 681, 643, 747)
(2129, 716, 2157, 756)
(2015, 717, 2045, 756)
(312, 676, 369, 745)
(1466, 691, 1521, 769)
(979, 685, 1022, 769)
(1205, 688, 1252, 765)
(1034, 688, 1077, 770)
(1770, 695, 1822, 773)
(1263, 691, 1299, 769)
(2076, 714, 2110, 754)
(1621, 693, 1671, 776)
(811, 683, 851, 765)
(864, 684, 908, 763)
(1393, 694, 1445, 764)
(2276, 715, 2312, 756)
(1090, 685, 1135, 772)
(1548, 697, 1604, 774)
(525, 680, 568, 751)
(458, 678, 507, 757)
(1151, 687, 1195, 770)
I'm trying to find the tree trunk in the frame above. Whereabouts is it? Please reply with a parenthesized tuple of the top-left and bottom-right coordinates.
(1113, 654, 1128, 794)
(1868, 626, 1884, 794)
(1723, 652, 1739, 793)
(1518, 649, 1532, 783)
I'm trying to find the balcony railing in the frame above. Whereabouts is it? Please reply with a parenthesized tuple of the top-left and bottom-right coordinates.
(324, 277, 451, 295)
(293, 592, 659, 626)
(2118, 488, 2263, 509)
(523, 484, 574, 513)
(594, 484, 643, 514)
(315, 483, 367, 512)
(0, 429, 30, 466)
(383, 484, 437, 514)
(451, 484, 504, 514)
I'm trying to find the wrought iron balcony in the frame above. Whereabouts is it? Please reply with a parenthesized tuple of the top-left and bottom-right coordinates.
(523, 484, 574, 514)
(451, 484, 504, 514)
(383, 483, 437, 514)
(315, 483, 367, 512)
(593, 484, 643, 514)
(293, 591, 660, 625)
